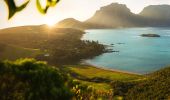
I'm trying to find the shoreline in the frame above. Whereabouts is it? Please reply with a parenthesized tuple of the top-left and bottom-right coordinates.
(80, 60, 142, 75)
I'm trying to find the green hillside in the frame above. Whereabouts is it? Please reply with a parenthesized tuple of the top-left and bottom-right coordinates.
(0, 58, 169, 99)
(107, 66, 170, 99)
(0, 25, 169, 99)
(0, 27, 105, 64)
(61, 65, 142, 91)
(0, 43, 41, 60)
(125, 67, 170, 100)
(65, 65, 142, 81)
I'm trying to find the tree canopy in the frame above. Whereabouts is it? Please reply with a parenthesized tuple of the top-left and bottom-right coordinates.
(0, 58, 72, 100)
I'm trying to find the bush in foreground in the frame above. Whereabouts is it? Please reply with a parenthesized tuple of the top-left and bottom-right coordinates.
(0, 58, 72, 100)
(0, 58, 113, 100)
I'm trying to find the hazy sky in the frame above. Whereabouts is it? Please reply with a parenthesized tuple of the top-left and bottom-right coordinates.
(0, 0, 170, 29)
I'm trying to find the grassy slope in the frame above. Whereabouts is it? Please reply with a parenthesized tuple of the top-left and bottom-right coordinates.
(0, 26, 86, 62)
(63, 65, 143, 91)
(0, 43, 41, 60)
(67, 65, 142, 81)
(125, 67, 170, 99)
(0, 26, 84, 49)
(76, 80, 112, 91)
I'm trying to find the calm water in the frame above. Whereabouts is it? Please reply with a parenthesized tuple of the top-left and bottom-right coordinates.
(82, 27, 170, 74)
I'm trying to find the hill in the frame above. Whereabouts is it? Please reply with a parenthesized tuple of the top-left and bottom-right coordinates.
(0, 58, 169, 99)
(56, 18, 107, 30)
(0, 26, 106, 64)
(0, 58, 143, 100)
(56, 18, 87, 30)
(125, 67, 170, 99)
(140, 5, 170, 20)
(85, 3, 143, 28)
(0, 25, 84, 49)
(57, 3, 170, 29)
(0, 25, 169, 99)
(0, 43, 40, 60)
(139, 5, 170, 27)
(110, 66, 170, 99)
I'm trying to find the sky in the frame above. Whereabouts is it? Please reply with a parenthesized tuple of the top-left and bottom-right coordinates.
(0, 0, 170, 29)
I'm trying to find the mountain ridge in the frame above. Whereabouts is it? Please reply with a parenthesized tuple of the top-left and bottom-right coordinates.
(57, 3, 170, 29)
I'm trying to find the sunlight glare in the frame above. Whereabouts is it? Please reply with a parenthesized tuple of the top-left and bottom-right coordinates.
(44, 18, 56, 27)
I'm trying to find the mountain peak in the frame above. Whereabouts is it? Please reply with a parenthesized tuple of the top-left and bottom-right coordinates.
(57, 3, 170, 29)
(140, 4, 170, 19)
(56, 18, 87, 30)
(97, 3, 131, 14)
(85, 3, 134, 28)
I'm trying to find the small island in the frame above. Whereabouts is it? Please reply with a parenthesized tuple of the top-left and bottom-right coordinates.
(141, 34, 160, 37)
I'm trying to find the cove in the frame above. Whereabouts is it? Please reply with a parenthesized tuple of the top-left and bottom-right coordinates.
(82, 27, 170, 74)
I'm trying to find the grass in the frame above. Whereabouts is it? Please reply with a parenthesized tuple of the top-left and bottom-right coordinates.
(0, 43, 42, 60)
(66, 65, 143, 81)
(63, 65, 144, 91)
(77, 79, 112, 91)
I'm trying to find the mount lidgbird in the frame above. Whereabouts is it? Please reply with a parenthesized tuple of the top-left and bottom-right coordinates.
(57, 3, 170, 29)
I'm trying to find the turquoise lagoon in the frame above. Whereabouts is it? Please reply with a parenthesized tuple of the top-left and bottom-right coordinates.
(82, 27, 170, 74)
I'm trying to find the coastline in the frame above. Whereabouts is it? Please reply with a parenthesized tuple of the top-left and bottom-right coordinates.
(80, 60, 142, 75)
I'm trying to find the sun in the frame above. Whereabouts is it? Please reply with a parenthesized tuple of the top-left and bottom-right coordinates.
(45, 20, 56, 27)
(44, 17, 56, 27)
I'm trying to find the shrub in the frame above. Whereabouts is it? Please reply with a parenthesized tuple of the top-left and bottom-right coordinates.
(0, 58, 72, 100)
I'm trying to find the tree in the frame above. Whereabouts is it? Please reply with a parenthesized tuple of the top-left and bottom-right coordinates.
(4, 0, 60, 19)
(0, 58, 72, 100)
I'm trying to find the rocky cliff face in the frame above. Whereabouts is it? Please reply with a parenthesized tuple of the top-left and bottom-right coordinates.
(140, 5, 170, 20)
(85, 3, 138, 28)
(57, 3, 170, 29)
(139, 5, 170, 26)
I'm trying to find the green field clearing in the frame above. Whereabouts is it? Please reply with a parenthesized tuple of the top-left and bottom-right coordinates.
(0, 43, 41, 60)
(66, 65, 143, 81)
(63, 65, 144, 91)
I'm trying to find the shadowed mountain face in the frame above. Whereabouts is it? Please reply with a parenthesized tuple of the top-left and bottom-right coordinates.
(139, 5, 170, 26)
(85, 3, 140, 28)
(140, 5, 170, 20)
(57, 3, 170, 29)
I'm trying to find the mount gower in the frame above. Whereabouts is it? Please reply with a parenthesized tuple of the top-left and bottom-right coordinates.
(57, 3, 170, 29)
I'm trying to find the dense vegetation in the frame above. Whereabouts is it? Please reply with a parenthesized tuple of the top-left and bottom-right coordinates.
(111, 67, 170, 100)
(2, 1, 170, 99)
(0, 26, 169, 99)
(0, 59, 72, 100)
(0, 59, 112, 100)
(125, 67, 170, 99)
(0, 59, 133, 100)
(0, 59, 169, 100)
(0, 27, 106, 64)
(37, 39, 105, 64)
